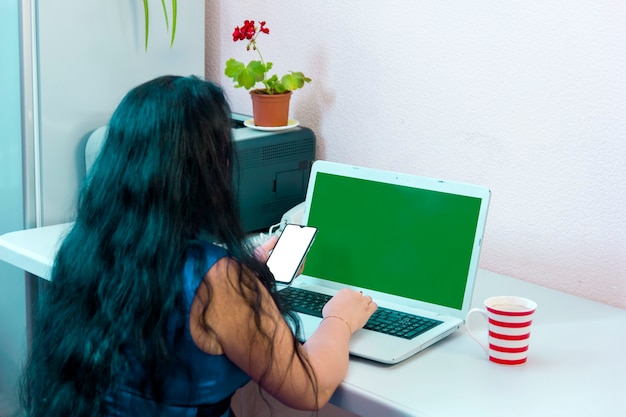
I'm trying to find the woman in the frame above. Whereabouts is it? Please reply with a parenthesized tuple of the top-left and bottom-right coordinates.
(20, 75, 377, 417)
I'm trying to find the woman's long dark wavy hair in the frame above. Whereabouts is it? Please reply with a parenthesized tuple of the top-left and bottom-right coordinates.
(19, 75, 314, 417)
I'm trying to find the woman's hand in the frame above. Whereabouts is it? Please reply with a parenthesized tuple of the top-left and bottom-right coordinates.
(253, 234, 278, 263)
(322, 288, 378, 335)
(298, 288, 378, 403)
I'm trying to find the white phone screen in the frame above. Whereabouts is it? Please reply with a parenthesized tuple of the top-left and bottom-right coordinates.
(267, 224, 318, 284)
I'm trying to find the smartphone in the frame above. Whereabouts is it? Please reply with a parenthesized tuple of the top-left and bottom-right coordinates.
(266, 224, 318, 284)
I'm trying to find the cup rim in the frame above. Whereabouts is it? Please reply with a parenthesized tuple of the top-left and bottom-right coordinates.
(484, 296, 537, 315)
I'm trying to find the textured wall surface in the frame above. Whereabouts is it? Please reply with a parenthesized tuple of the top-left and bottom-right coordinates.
(208, 1, 626, 309)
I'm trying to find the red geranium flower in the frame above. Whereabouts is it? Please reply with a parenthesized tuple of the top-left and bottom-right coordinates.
(224, 20, 311, 94)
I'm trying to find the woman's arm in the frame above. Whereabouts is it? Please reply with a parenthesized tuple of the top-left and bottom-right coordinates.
(189, 257, 376, 410)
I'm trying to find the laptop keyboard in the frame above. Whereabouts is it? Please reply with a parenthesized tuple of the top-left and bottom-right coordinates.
(279, 286, 442, 340)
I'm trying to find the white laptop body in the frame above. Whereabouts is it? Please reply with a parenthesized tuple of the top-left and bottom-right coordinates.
(281, 160, 491, 364)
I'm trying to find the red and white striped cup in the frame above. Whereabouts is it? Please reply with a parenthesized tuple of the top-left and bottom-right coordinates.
(466, 296, 537, 365)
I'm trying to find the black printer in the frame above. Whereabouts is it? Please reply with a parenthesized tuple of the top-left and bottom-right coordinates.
(231, 113, 316, 232)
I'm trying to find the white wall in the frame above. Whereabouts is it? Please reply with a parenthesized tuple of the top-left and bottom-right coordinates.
(0, 2, 27, 415)
(35, 0, 206, 226)
(209, 1, 626, 309)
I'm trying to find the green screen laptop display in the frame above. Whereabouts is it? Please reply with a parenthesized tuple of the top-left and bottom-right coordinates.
(303, 172, 482, 310)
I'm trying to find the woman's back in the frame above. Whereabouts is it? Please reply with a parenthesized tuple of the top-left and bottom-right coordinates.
(103, 242, 250, 417)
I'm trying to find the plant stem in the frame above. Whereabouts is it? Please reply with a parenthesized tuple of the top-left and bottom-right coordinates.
(255, 47, 265, 67)
(251, 36, 269, 87)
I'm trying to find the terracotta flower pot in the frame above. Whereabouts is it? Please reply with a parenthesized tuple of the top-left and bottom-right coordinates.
(250, 89, 292, 127)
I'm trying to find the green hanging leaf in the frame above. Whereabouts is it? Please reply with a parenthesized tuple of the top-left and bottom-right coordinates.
(160, 0, 169, 32)
(170, 0, 177, 48)
(143, 0, 177, 51)
(143, 0, 149, 51)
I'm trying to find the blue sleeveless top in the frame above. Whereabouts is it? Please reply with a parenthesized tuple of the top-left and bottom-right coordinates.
(104, 242, 251, 416)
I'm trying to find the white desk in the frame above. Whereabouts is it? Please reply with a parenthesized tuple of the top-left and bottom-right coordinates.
(0, 223, 72, 279)
(333, 269, 626, 417)
(2, 225, 625, 417)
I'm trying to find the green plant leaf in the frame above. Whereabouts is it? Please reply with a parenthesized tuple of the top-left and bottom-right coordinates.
(143, 0, 149, 51)
(225, 59, 267, 90)
(263, 74, 279, 93)
(144, 0, 176, 50)
(281, 72, 311, 91)
(170, 0, 177, 48)
(224, 58, 245, 80)
(160, 0, 169, 31)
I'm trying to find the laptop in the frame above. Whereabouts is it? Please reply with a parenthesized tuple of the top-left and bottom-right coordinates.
(278, 160, 491, 364)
